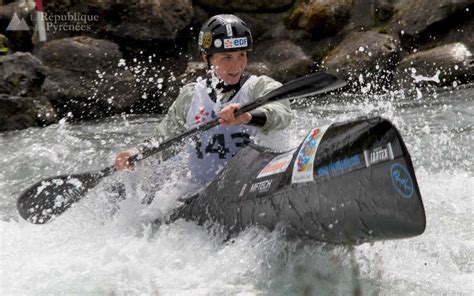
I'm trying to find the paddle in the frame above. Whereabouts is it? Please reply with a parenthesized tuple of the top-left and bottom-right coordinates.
(17, 72, 346, 224)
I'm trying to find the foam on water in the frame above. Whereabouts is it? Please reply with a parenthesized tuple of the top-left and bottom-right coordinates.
(1, 84, 473, 294)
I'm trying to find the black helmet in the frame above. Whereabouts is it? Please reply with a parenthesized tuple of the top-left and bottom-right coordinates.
(198, 14, 253, 55)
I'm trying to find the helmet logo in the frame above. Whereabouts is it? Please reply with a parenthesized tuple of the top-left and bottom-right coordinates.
(214, 39, 222, 48)
(224, 37, 248, 49)
(198, 31, 203, 46)
(226, 24, 233, 37)
(202, 32, 213, 49)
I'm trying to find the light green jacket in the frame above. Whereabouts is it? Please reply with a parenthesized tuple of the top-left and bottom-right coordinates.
(153, 75, 293, 141)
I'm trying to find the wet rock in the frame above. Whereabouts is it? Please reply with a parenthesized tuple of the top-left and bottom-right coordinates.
(195, 0, 294, 12)
(251, 40, 314, 83)
(103, 0, 194, 41)
(416, 7, 474, 52)
(389, 0, 472, 47)
(287, 0, 352, 39)
(395, 43, 473, 88)
(190, 5, 210, 30)
(234, 11, 309, 43)
(345, 0, 376, 31)
(322, 31, 400, 90)
(236, 12, 284, 41)
(45, 66, 137, 103)
(35, 36, 122, 72)
(307, 35, 344, 65)
(41, 64, 139, 120)
(0, 94, 57, 132)
(35, 36, 140, 120)
(40, 0, 193, 43)
(373, 0, 395, 23)
(0, 52, 47, 97)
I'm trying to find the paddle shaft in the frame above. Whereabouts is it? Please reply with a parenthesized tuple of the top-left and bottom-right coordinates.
(17, 72, 346, 223)
(135, 72, 345, 161)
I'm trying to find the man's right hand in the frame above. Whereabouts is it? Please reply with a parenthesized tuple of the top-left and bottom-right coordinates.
(114, 148, 139, 171)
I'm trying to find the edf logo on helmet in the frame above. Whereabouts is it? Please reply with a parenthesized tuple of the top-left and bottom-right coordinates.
(224, 37, 248, 49)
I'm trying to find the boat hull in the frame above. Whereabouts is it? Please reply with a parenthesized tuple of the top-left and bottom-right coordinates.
(170, 117, 426, 244)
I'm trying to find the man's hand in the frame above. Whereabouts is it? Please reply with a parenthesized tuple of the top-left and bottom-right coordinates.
(219, 103, 252, 126)
(114, 148, 139, 171)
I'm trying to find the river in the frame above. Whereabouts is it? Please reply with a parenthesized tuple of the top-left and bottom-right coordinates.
(1, 83, 473, 295)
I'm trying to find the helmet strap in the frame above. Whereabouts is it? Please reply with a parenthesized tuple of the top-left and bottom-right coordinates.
(205, 54, 212, 70)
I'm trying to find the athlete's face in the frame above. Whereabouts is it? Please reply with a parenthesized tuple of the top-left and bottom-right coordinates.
(204, 50, 248, 85)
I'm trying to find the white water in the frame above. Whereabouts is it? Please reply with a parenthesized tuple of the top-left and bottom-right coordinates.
(1, 85, 473, 295)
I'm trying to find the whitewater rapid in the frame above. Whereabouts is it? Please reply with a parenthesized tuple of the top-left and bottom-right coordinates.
(1, 85, 473, 295)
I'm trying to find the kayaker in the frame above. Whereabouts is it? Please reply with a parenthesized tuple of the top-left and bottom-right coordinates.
(115, 14, 293, 185)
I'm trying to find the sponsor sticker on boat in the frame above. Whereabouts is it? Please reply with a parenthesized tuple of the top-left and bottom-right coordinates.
(292, 125, 330, 183)
(390, 163, 414, 198)
(317, 154, 363, 177)
(249, 179, 273, 193)
(257, 150, 295, 178)
(364, 142, 394, 166)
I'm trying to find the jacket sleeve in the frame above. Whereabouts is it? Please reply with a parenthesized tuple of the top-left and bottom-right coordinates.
(154, 83, 195, 139)
(138, 83, 195, 152)
(248, 75, 293, 133)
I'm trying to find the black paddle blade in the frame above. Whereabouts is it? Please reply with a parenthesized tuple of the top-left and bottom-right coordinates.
(17, 167, 113, 224)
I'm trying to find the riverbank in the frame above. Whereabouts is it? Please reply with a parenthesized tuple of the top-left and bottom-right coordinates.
(0, 0, 473, 131)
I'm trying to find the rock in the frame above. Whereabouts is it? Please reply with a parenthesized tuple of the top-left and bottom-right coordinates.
(39, 0, 193, 42)
(190, 5, 210, 30)
(395, 43, 473, 88)
(195, 0, 294, 12)
(35, 36, 122, 72)
(373, 0, 395, 23)
(307, 35, 344, 65)
(251, 40, 314, 82)
(287, 0, 353, 39)
(322, 31, 400, 90)
(0, 94, 57, 132)
(345, 0, 376, 31)
(0, 52, 47, 97)
(234, 12, 308, 42)
(103, 0, 194, 41)
(34, 36, 141, 120)
(41, 65, 139, 120)
(389, 0, 472, 47)
(416, 7, 474, 51)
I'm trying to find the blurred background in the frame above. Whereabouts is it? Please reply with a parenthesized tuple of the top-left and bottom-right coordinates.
(0, 0, 472, 131)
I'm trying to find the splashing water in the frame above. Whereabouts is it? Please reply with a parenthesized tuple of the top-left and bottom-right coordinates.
(1, 82, 473, 294)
